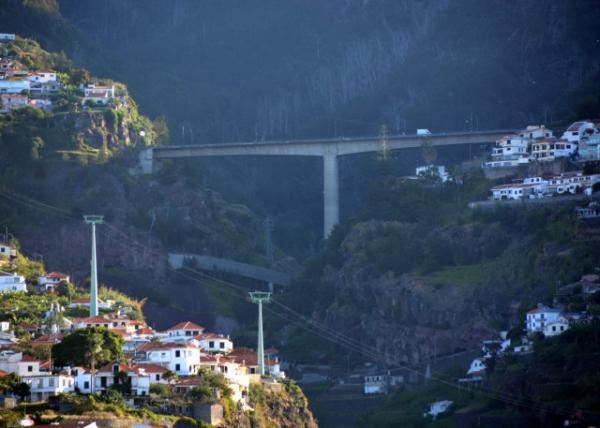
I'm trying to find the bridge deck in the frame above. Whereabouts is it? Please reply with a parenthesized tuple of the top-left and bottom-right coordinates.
(151, 130, 515, 159)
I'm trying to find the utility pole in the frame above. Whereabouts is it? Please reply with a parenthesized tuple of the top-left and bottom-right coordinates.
(263, 216, 274, 293)
(84, 215, 104, 317)
(249, 291, 271, 376)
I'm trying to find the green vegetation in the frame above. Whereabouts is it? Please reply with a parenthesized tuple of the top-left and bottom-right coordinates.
(52, 327, 125, 369)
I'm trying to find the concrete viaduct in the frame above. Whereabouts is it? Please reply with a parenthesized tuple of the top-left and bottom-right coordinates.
(139, 130, 513, 237)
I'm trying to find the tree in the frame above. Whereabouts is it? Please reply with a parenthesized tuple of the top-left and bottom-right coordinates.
(162, 369, 177, 384)
(189, 383, 212, 402)
(152, 116, 169, 145)
(111, 371, 131, 395)
(0, 373, 19, 394)
(30, 344, 51, 361)
(55, 280, 75, 299)
(149, 382, 169, 398)
(12, 382, 30, 401)
(52, 327, 124, 370)
(30, 136, 44, 160)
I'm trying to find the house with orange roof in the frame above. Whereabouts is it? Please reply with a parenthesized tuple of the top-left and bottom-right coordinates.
(94, 362, 154, 396)
(0, 351, 42, 376)
(164, 321, 205, 340)
(38, 272, 70, 291)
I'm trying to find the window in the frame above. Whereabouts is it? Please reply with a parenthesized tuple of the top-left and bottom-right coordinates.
(220, 342, 225, 349)
(28, 365, 33, 372)
(155, 374, 160, 381)
(185, 331, 191, 336)
(175, 364, 181, 372)
(175, 350, 181, 357)
(209, 341, 215, 348)
(84, 381, 89, 389)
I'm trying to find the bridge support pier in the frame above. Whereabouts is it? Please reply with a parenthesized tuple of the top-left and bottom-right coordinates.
(139, 148, 154, 174)
(323, 154, 340, 238)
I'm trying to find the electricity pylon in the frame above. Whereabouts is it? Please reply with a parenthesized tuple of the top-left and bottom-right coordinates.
(377, 124, 392, 177)
(249, 291, 271, 376)
(84, 215, 104, 317)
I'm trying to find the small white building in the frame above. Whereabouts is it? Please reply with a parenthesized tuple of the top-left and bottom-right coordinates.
(39, 272, 70, 291)
(526, 304, 563, 335)
(0, 243, 15, 258)
(490, 182, 537, 200)
(23, 372, 75, 402)
(467, 358, 486, 376)
(0, 271, 27, 292)
(518, 125, 553, 140)
(364, 374, 387, 395)
(415, 165, 452, 182)
(70, 367, 92, 394)
(0, 34, 16, 42)
(531, 138, 577, 161)
(561, 121, 596, 143)
(136, 342, 201, 376)
(27, 71, 57, 84)
(0, 79, 30, 94)
(424, 400, 453, 420)
(195, 332, 234, 354)
(0, 352, 42, 376)
(543, 317, 569, 337)
(94, 362, 151, 396)
(164, 321, 204, 339)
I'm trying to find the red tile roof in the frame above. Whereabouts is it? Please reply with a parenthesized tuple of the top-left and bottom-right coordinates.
(132, 364, 168, 373)
(166, 321, 204, 331)
(46, 272, 68, 279)
(20, 355, 41, 363)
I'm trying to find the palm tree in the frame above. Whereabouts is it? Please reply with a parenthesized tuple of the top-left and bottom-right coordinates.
(84, 332, 110, 394)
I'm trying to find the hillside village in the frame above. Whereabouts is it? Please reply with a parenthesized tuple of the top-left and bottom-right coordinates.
(415, 120, 600, 206)
(0, 237, 290, 426)
(0, 33, 122, 114)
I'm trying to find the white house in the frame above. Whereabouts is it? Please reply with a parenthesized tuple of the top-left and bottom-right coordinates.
(39, 272, 70, 291)
(70, 367, 92, 394)
(519, 125, 553, 140)
(94, 362, 151, 396)
(0, 352, 42, 376)
(416, 165, 451, 182)
(164, 321, 204, 340)
(424, 400, 453, 420)
(195, 332, 234, 354)
(0, 34, 16, 42)
(22, 372, 75, 402)
(561, 121, 596, 143)
(0, 321, 10, 332)
(526, 304, 563, 335)
(81, 84, 115, 106)
(467, 358, 486, 376)
(364, 374, 387, 395)
(0, 271, 27, 292)
(136, 342, 201, 376)
(0, 243, 15, 258)
(27, 71, 57, 84)
(530, 138, 576, 161)
(490, 182, 537, 200)
(543, 317, 569, 337)
(132, 364, 169, 385)
(0, 79, 30, 94)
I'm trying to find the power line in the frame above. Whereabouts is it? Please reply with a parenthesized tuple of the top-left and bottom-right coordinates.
(0, 187, 593, 418)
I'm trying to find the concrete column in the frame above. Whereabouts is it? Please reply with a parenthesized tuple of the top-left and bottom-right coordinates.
(139, 148, 154, 174)
(323, 154, 340, 238)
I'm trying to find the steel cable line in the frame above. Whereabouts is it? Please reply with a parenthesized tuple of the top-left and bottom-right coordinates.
(0, 187, 590, 417)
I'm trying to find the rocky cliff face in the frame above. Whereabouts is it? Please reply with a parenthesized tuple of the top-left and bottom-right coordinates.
(228, 382, 318, 428)
(296, 219, 537, 365)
